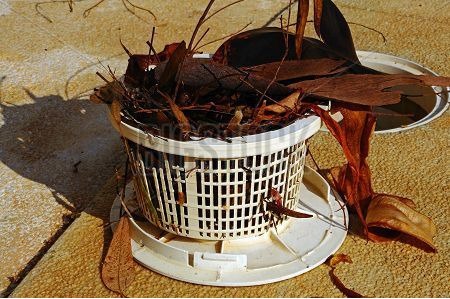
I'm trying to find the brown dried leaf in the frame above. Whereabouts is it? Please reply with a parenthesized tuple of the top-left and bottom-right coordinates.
(226, 109, 243, 132)
(177, 191, 185, 205)
(110, 99, 122, 126)
(158, 41, 187, 92)
(327, 254, 364, 298)
(245, 58, 348, 82)
(316, 0, 359, 63)
(124, 42, 181, 87)
(313, 0, 323, 36)
(212, 27, 297, 67)
(101, 216, 135, 296)
(295, 0, 309, 58)
(158, 91, 191, 136)
(290, 74, 450, 106)
(366, 194, 437, 252)
(90, 81, 123, 104)
(155, 58, 292, 96)
(263, 91, 301, 114)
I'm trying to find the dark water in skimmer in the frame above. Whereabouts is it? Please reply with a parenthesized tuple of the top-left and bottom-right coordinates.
(374, 84, 437, 131)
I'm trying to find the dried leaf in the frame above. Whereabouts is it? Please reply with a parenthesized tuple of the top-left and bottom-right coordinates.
(303, 103, 375, 231)
(158, 41, 187, 92)
(290, 74, 450, 106)
(226, 109, 243, 132)
(263, 91, 301, 114)
(158, 91, 191, 136)
(295, 0, 309, 58)
(313, 0, 323, 36)
(177, 191, 185, 205)
(155, 58, 292, 96)
(101, 216, 135, 296)
(212, 27, 297, 67)
(212, 27, 377, 71)
(316, 0, 359, 63)
(90, 81, 123, 104)
(110, 99, 122, 125)
(124, 42, 181, 87)
(328, 253, 353, 268)
(267, 187, 313, 219)
(245, 58, 348, 82)
(328, 254, 364, 298)
(366, 194, 437, 251)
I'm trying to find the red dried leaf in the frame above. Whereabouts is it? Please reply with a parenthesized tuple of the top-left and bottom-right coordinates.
(303, 103, 376, 232)
(267, 187, 313, 219)
(101, 216, 135, 296)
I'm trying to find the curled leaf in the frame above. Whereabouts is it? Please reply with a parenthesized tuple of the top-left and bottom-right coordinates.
(101, 216, 135, 296)
(366, 194, 437, 252)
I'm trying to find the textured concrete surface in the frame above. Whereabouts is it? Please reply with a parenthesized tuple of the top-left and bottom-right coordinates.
(1, 0, 449, 297)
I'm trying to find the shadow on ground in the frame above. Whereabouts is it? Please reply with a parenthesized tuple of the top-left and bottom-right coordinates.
(0, 87, 124, 212)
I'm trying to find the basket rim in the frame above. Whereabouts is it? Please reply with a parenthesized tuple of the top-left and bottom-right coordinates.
(110, 111, 321, 158)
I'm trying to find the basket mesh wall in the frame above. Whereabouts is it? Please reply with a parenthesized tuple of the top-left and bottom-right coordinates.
(128, 141, 307, 240)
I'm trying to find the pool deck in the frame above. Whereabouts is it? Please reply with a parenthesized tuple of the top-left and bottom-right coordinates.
(0, 0, 449, 297)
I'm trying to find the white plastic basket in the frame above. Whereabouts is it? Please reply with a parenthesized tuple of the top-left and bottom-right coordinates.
(111, 112, 321, 240)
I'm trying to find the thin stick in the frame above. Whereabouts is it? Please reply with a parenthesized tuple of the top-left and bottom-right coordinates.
(196, 21, 252, 51)
(123, 0, 157, 21)
(188, 0, 216, 51)
(255, 4, 291, 115)
(307, 147, 348, 229)
(192, 28, 210, 52)
(83, 0, 105, 17)
(202, 0, 245, 24)
(145, 26, 156, 81)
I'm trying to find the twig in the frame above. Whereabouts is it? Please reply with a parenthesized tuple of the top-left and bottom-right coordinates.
(188, 0, 216, 52)
(348, 21, 387, 43)
(255, 5, 291, 115)
(307, 146, 348, 229)
(202, 0, 245, 24)
(122, 0, 157, 21)
(196, 22, 253, 51)
(192, 28, 211, 52)
(83, 0, 105, 18)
